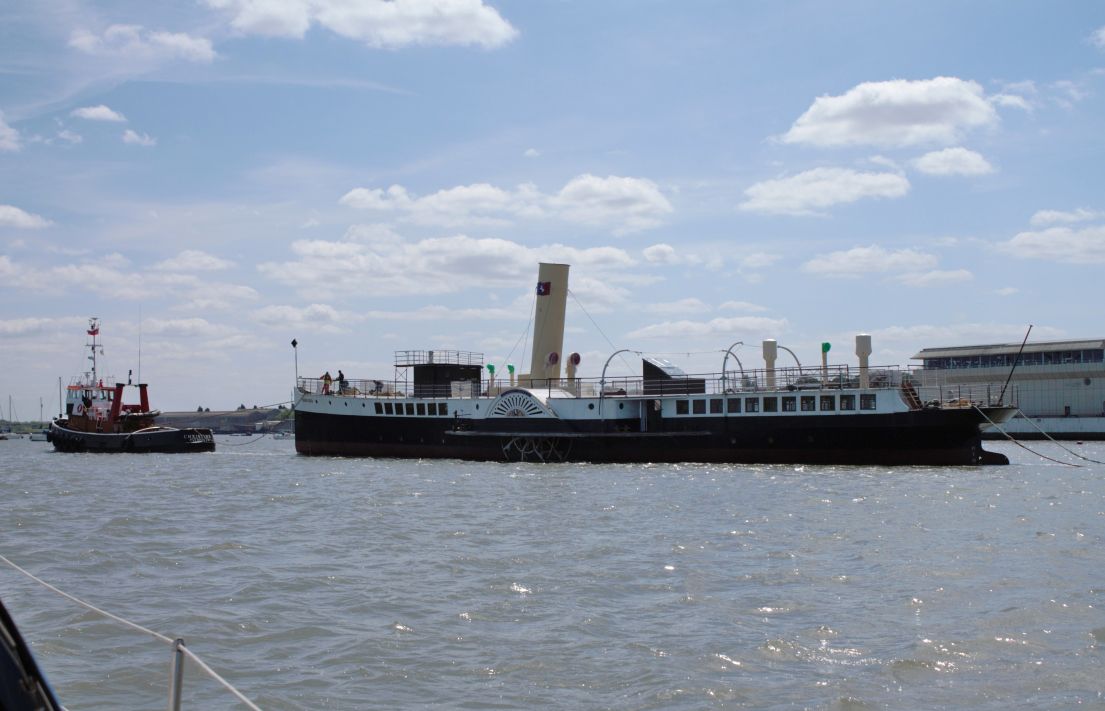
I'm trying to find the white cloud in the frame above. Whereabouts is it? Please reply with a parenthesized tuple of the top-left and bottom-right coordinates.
(894, 269, 973, 287)
(524, 148, 540, 158)
(71, 105, 127, 122)
(154, 250, 234, 271)
(206, 0, 518, 49)
(551, 174, 673, 234)
(802, 245, 938, 278)
(739, 167, 909, 216)
(58, 130, 83, 144)
(991, 93, 1032, 111)
(994, 287, 1018, 297)
(1094, 25, 1105, 49)
(122, 129, 157, 147)
(70, 25, 216, 63)
(143, 318, 237, 338)
(1029, 208, 1103, 227)
(782, 77, 998, 148)
(341, 175, 672, 234)
(738, 252, 781, 270)
(628, 316, 786, 340)
(0, 205, 52, 229)
(0, 317, 89, 336)
(647, 298, 711, 316)
(643, 243, 678, 264)
(0, 112, 20, 152)
(253, 303, 348, 333)
(1000, 224, 1105, 263)
(912, 147, 994, 176)
(1051, 79, 1088, 109)
(258, 233, 635, 299)
(718, 301, 768, 313)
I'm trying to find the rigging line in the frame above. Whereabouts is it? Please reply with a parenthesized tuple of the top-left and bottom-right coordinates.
(567, 289, 636, 373)
(972, 406, 1080, 467)
(0, 553, 172, 645)
(1013, 408, 1105, 465)
(0, 553, 262, 711)
(502, 289, 536, 372)
(219, 434, 268, 447)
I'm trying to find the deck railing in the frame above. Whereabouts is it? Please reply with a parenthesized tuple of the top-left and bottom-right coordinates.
(296, 365, 1014, 408)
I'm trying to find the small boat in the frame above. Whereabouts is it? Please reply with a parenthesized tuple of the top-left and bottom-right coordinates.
(49, 319, 215, 454)
(29, 430, 48, 442)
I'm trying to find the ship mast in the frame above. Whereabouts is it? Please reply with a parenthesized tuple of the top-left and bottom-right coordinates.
(86, 317, 101, 386)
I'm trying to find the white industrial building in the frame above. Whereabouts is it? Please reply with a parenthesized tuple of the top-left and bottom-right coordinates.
(913, 339, 1105, 439)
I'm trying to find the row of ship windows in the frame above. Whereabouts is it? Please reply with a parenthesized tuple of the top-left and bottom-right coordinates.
(676, 393, 877, 415)
(924, 349, 1105, 370)
(374, 401, 448, 416)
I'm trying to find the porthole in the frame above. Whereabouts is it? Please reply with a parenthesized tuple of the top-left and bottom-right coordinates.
(618, 403, 624, 410)
(588, 403, 595, 410)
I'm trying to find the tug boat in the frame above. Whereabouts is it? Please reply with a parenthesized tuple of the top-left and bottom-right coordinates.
(294, 264, 1015, 465)
(48, 319, 215, 454)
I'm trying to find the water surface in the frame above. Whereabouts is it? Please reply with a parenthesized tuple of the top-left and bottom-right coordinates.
(2, 436, 1102, 709)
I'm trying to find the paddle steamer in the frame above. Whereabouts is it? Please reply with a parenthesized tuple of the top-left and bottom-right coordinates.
(294, 264, 1014, 465)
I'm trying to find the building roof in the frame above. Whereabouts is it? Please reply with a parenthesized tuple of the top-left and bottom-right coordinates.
(912, 338, 1105, 360)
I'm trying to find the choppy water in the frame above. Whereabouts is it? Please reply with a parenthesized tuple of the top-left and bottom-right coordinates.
(2, 436, 1103, 709)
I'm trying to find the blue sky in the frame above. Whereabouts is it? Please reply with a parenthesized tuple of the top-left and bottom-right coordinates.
(2, 1, 1104, 416)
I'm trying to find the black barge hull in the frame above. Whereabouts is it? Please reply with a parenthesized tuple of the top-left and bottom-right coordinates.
(294, 408, 1010, 465)
(48, 422, 215, 454)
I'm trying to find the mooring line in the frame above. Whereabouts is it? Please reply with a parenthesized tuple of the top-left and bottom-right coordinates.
(1012, 409, 1105, 465)
(972, 406, 1079, 467)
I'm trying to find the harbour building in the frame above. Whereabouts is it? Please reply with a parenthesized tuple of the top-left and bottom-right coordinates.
(913, 339, 1105, 439)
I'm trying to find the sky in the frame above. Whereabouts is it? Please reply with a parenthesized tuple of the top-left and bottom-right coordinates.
(1, 0, 1104, 417)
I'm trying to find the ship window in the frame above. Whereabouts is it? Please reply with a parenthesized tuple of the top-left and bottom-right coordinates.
(693, 399, 706, 415)
(374, 403, 383, 414)
(405, 403, 415, 415)
(840, 394, 856, 411)
(417, 403, 426, 416)
(800, 396, 815, 412)
(676, 400, 689, 415)
(860, 394, 877, 410)
(427, 403, 437, 415)
(710, 398, 723, 414)
(727, 398, 741, 413)
(384, 402, 394, 414)
(820, 395, 835, 411)
(782, 396, 796, 412)
(762, 397, 778, 412)
(744, 397, 759, 413)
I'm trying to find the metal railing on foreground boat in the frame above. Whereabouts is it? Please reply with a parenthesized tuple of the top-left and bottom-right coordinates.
(0, 553, 262, 711)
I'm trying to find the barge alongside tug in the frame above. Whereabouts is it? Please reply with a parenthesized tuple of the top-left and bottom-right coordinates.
(294, 264, 1015, 465)
(49, 319, 215, 453)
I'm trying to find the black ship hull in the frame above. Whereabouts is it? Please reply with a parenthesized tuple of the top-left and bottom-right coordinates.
(294, 407, 1011, 465)
(48, 421, 216, 454)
